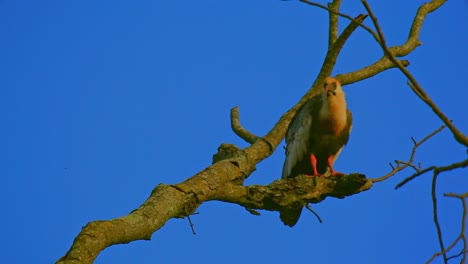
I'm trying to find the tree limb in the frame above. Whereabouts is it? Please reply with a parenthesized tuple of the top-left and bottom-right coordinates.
(359, 0, 467, 147)
(57, 172, 370, 263)
(426, 192, 468, 264)
(395, 158, 468, 189)
(230, 106, 260, 144)
(337, 0, 447, 85)
(370, 124, 446, 183)
(327, 0, 341, 47)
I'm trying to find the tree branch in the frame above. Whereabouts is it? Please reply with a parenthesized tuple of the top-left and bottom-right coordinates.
(359, 0, 468, 147)
(215, 173, 371, 210)
(327, 0, 342, 47)
(371, 124, 446, 183)
(426, 192, 468, 264)
(337, 0, 447, 85)
(395, 158, 468, 189)
(57, 172, 370, 263)
(230, 106, 260, 144)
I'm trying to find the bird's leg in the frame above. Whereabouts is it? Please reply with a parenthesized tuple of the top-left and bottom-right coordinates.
(305, 154, 319, 177)
(327, 155, 345, 176)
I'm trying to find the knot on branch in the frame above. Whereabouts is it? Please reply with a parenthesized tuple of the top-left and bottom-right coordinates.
(212, 143, 244, 164)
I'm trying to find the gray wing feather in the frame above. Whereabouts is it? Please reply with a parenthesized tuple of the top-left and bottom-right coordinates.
(282, 101, 314, 179)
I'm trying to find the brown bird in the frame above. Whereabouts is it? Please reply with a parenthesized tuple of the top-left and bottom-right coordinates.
(280, 77, 352, 227)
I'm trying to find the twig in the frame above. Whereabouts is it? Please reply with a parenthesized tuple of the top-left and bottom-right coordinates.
(446, 249, 465, 261)
(245, 207, 261, 216)
(187, 212, 199, 235)
(396, 158, 468, 189)
(300, 0, 377, 39)
(230, 106, 260, 144)
(431, 171, 447, 263)
(426, 192, 468, 263)
(305, 204, 323, 223)
(394, 160, 419, 172)
(370, 124, 446, 183)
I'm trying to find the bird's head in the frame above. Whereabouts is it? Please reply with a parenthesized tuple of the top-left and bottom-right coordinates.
(322, 77, 344, 99)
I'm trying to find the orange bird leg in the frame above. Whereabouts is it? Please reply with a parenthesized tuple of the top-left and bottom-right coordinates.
(327, 155, 345, 176)
(305, 154, 319, 177)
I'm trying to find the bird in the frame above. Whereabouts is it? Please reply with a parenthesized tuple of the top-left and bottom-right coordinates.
(280, 77, 353, 227)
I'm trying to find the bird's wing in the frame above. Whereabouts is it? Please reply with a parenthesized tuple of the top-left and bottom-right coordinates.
(282, 99, 317, 179)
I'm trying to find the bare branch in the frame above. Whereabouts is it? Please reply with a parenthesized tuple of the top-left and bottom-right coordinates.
(305, 203, 323, 223)
(338, 0, 448, 85)
(57, 173, 370, 263)
(370, 124, 446, 183)
(187, 213, 198, 235)
(446, 249, 466, 262)
(327, 0, 342, 46)
(301, 0, 376, 37)
(431, 171, 447, 263)
(215, 173, 372, 211)
(396, 158, 468, 189)
(359, 0, 468, 147)
(447, 249, 465, 261)
(230, 106, 260, 144)
(426, 192, 468, 264)
(300, 0, 410, 85)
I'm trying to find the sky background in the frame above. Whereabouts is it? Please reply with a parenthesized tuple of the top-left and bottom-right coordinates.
(1, 0, 468, 263)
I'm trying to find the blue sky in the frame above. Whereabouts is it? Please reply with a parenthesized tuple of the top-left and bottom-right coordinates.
(1, 0, 467, 263)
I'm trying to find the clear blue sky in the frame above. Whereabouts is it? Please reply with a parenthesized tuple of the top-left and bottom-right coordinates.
(1, 1, 467, 263)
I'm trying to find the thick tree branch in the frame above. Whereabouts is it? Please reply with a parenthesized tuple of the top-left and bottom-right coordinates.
(57, 171, 370, 263)
(214, 173, 371, 210)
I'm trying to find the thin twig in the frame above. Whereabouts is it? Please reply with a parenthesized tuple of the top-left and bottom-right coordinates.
(426, 192, 468, 263)
(396, 158, 468, 189)
(187, 212, 199, 235)
(446, 249, 465, 261)
(370, 124, 446, 183)
(300, 0, 377, 40)
(305, 204, 323, 223)
(431, 171, 448, 263)
(230, 106, 260, 144)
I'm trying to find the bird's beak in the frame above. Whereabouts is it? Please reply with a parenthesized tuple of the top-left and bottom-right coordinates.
(326, 84, 336, 96)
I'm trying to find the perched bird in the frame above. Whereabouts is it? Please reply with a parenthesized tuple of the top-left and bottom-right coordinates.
(280, 77, 353, 227)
